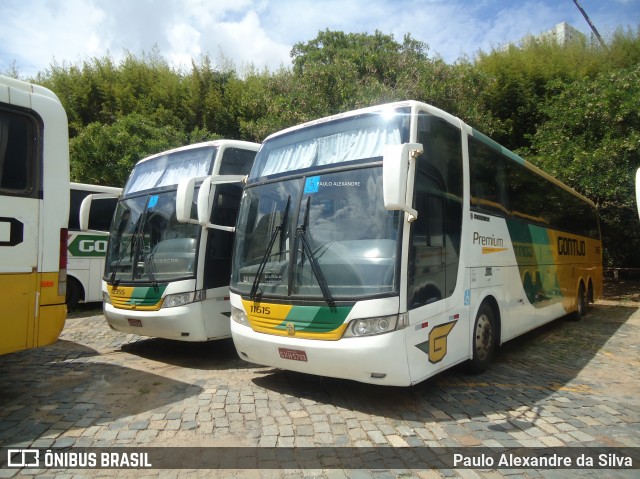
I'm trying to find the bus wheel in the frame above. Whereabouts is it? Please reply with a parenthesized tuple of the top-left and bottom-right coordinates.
(572, 283, 587, 320)
(468, 303, 496, 374)
(66, 278, 82, 311)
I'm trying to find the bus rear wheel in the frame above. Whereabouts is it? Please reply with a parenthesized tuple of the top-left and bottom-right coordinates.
(572, 283, 587, 320)
(468, 303, 496, 374)
(66, 277, 82, 311)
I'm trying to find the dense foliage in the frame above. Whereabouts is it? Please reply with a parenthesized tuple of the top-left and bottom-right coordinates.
(6, 27, 639, 267)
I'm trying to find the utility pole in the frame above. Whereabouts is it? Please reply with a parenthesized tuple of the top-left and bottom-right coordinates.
(572, 0, 607, 49)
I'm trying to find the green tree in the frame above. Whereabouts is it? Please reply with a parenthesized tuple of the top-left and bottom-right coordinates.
(290, 30, 430, 115)
(525, 66, 640, 267)
(70, 113, 187, 185)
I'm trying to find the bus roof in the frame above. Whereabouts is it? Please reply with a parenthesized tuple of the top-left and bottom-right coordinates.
(0, 74, 63, 106)
(134, 140, 261, 167)
(70, 182, 122, 195)
(261, 100, 460, 142)
(261, 100, 595, 209)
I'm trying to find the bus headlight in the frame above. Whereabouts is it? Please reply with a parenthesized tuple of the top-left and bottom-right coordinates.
(102, 291, 112, 305)
(231, 306, 249, 326)
(162, 290, 205, 308)
(343, 313, 408, 337)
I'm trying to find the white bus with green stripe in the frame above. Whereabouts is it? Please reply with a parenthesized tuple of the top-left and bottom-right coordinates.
(227, 101, 602, 386)
(101, 140, 259, 341)
(67, 182, 121, 309)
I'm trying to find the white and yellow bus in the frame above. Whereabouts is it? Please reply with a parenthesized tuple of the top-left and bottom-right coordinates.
(227, 101, 602, 386)
(100, 140, 259, 341)
(0, 75, 70, 355)
(67, 182, 121, 309)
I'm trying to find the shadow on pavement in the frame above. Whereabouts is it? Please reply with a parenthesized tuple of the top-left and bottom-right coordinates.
(0, 339, 202, 447)
(119, 337, 251, 371)
(251, 300, 638, 425)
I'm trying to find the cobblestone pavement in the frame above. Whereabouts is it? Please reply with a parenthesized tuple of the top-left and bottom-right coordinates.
(0, 282, 638, 478)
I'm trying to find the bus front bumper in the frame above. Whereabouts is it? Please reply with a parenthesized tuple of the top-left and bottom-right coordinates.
(104, 302, 230, 341)
(231, 322, 411, 386)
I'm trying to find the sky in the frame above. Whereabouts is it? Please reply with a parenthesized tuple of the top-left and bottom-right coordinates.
(1, 0, 638, 78)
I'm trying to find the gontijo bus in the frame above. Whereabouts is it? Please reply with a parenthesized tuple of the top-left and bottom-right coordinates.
(97, 140, 259, 341)
(67, 182, 121, 309)
(228, 100, 602, 386)
(0, 75, 69, 355)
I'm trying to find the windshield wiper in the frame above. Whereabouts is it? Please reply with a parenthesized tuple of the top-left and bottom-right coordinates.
(145, 250, 159, 288)
(296, 196, 335, 308)
(109, 231, 136, 286)
(249, 196, 291, 300)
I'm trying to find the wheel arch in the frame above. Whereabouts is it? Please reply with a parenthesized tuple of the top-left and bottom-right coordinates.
(472, 293, 502, 346)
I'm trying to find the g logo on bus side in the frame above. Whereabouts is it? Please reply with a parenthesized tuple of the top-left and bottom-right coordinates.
(286, 323, 295, 336)
(428, 320, 457, 364)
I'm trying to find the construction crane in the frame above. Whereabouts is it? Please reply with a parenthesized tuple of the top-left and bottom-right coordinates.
(572, 0, 607, 49)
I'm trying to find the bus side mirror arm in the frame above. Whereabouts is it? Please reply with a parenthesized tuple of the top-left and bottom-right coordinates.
(79, 192, 122, 232)
(79, 195, 93, 231)
(383, 143, 422, 222)
(196, 174, 246, 231)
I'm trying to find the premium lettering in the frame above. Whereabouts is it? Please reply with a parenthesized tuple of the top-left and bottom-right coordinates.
(473, 232, 504, 247)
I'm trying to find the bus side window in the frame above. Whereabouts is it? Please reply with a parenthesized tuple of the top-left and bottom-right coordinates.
(0, 110, 36, 194)
(88, 198, 118, 232)
(218, 148, 257, 176)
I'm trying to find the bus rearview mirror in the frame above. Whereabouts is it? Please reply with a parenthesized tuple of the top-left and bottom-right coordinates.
(382, 143, 422, 222)
(79, 192, 121, 232)
(193, 174, 246, 231)
(79, 195, 93, 231)
(197, 176, 214, 226)
(176, 177, 198, 224)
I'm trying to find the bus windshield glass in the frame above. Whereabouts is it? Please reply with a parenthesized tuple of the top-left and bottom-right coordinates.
(124, 146, 217, 194)
(106, 190, 200, 283)
(232, 167, 402, 301)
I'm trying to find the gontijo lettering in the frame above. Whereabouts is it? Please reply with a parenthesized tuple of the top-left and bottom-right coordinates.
(558, 236, 586, 256)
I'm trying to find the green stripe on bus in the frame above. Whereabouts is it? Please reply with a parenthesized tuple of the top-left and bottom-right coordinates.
(506, 219, 563, 307)
(275, 305, 352, 333)
(126, 285, 167, 306)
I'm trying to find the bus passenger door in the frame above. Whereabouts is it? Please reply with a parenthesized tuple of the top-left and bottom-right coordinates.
(403, 177, 467, 384)
(402, 114, 466, 383)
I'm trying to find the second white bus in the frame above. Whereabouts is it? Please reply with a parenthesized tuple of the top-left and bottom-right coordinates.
(99, 140, 259, 341)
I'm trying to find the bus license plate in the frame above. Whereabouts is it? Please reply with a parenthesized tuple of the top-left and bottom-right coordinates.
(128, 318, 142, 327)
(278, 348, 307, 362)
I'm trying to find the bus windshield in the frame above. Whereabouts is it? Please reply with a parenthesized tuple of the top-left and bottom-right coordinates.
(232, 166, 401, 301)
(106, 190, 200, 283)
(233, 109, 410, 302)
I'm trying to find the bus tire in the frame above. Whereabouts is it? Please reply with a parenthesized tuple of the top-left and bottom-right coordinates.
(66, 277, 82, 311)
(572, 282, 587, 320)
(467, 302, 496, 374)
